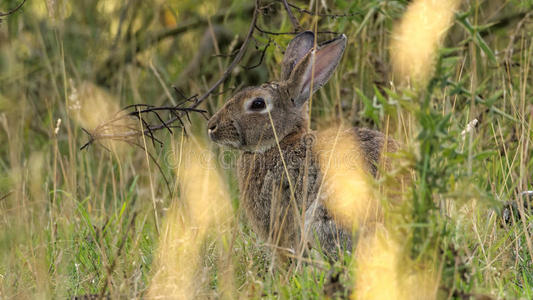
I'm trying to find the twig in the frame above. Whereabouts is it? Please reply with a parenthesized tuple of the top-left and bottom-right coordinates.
(0, 0, 26, 17)
(128, 106, 206, 114)
(480, 11, 532, 37)
(212, 49, 240, 58)
(149, 60, 177, 106)
(281, 0, 301, 30)
(254, 24, 338, 36)
(110, 0, 134, 49)
(82, 0, 259, 150)
(80, 128, 94, 150)
(504, 11, 533, 62)
(281, 0, 360, 18)
(79, 104, 205, 150)
(190, 0, 259, 109)
(96, 4, 254, 85)
(172, 86, 192, 102)
(242, 38, 272, 70)
(0, 191, 13, 202)
(130, 142, 172, 197)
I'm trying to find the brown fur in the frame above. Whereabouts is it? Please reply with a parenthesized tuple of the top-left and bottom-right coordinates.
(207, 32, 397, 258)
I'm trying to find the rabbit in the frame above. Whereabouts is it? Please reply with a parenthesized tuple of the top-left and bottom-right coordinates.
(207, 31, 397, 258)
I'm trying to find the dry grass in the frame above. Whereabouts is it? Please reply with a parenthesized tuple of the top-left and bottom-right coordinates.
(0, 0, 532, 299)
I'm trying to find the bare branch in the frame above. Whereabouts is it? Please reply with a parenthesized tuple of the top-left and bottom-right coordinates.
(83, 0, 259, 149)
(281, 0, 361, 18)
(254, 24, 339, 36)
(242, 38, 272, 70)
(96, 4, 254, 85)
(80, 103, 207, 150)
(0, 0, 26, 17)
(191, 0, 259, 109)
(281, 0, 301, 31)
(129, 142, 172, 197)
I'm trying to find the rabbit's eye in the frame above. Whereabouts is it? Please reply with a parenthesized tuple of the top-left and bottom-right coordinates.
(249, 98, 266, 111)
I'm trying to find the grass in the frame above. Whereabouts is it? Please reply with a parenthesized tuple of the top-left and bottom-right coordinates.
(0, 0, 532, 298)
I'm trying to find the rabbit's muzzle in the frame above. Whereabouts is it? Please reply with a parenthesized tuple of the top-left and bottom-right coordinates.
(207, 117, 243, 149)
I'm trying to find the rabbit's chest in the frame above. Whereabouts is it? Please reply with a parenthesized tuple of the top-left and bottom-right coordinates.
(239, 147, 319, 202)
(237, 145, 322, 241)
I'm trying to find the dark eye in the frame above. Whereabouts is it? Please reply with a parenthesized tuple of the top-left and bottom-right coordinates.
(249, 98, 266, 111)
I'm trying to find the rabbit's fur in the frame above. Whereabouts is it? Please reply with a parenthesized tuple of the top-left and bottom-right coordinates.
(208, 32, 396, 257)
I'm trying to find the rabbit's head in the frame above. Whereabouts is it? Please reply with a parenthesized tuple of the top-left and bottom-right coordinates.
(207, 31, 346, 152)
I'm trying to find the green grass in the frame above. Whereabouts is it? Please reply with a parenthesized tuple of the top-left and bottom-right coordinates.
(0, 0, 532, 298)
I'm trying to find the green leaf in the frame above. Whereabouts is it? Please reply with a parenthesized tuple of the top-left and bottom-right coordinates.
(356, 88, 380, 124)
(457, 14, 497, 63)
(473, 150, 498, 160)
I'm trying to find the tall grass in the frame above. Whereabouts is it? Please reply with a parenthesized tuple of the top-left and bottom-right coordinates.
(0, 0, 531, 298)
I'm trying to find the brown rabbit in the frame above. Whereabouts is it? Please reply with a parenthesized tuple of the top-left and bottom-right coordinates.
(207, 32, 396, 257)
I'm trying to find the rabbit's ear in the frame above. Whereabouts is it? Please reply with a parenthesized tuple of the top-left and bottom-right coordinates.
(281, 31, 315, 81)
(287, 34, 347, 107)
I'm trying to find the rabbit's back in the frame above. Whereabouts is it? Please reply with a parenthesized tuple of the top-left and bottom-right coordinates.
(355, 127, 398, 176)
(237, 127, 395, 256)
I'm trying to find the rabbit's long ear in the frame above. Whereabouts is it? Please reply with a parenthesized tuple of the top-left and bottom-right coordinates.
(281, 31, 315, 81)
(287, 34, 346, 107)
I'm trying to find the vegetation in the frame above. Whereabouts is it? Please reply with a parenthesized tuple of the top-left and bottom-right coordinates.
(0, 0, 531, 298)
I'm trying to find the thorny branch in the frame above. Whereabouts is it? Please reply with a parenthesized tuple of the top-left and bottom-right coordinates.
(84, 0, 358, 151)
(81, 0, 259, 150)
(83, 0, 365, 151)
(79, 101, 206, 151)
(79, 0, 360, 198)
